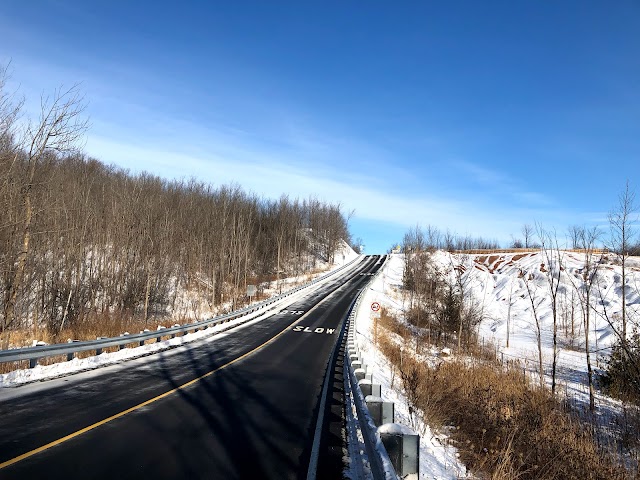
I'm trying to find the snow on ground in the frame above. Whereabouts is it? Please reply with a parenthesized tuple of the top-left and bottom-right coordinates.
(182, 239, 360, 322)
(353, 255, 470, 479)
(353, 251, 640, 478)
(433, 249, 640, 412)
(0, 246, 361, 388)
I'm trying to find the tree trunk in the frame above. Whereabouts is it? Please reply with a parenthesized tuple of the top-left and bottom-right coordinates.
(585, 304, 595, 412)
(552, 313, 557, 395)
(144, 268, 151, 326)
(4, 189, 33, 333)
(60, 288, 73, 332)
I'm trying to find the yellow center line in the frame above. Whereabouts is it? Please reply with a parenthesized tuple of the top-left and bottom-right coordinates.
(0, 302, 327, 471)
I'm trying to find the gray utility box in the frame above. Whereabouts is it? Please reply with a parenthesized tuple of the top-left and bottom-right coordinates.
(378, 423, 419, 480)
(365, 395, 394, 427)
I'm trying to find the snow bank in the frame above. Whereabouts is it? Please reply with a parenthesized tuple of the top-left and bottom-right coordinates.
(353, 254, 470, 479)
(378, 423, 416, 436)
(435, 250, 640, 407)
(356, 250, 640, 477)
(1, 252, 364, 388)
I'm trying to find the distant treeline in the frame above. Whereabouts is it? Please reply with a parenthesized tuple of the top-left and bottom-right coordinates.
(0, 71, 351, 340)
(400, 221, 640, 255)
(400, 225, 501, 253)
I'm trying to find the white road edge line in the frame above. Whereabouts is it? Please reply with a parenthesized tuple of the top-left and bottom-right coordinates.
(306, 302, 355, 480)
(306, 257, 377, 480)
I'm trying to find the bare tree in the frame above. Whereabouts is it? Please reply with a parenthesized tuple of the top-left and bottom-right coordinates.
(452, 254, 470, 352)
(510, 236, 524, 249)
(3, 78, 88, 338)
(443, 229, 455, 252)
(522, 224, 534, 249)
(505, 277, 519, 348)
(521, 266, 545, 389)
(567, 225, 581, 250)
(425, 225, 442, 251)
(608, 181, 637, 344)
(0, 63, 23, 152)
(537, 225, 565, 395)
(568, 226, 602, 412)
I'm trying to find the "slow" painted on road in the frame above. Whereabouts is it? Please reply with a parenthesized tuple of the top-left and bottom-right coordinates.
(292, 326, 336, 334)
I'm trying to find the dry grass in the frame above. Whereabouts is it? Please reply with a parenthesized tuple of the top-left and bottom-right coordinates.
(0, 270, 323, 375)
(0, 312, 195, 374)
(375, 311, 632, 480)
(3, 312, 185, 347)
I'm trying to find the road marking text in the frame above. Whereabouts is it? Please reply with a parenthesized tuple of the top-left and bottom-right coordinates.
(292, 326, 336, 334)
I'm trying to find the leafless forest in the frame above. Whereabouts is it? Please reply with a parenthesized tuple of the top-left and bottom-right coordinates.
(0, 67, 352, 346)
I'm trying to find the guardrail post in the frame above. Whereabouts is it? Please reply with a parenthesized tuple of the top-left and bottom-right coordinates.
(365, 395, 395, 427)
(378, 424, 420, 480)
(29, 357, 38, 368)
(95, 337, 104, 355)
(67, 339, 79, 361)
(357, 379, 381, 397)
(171, 324, 180, 338)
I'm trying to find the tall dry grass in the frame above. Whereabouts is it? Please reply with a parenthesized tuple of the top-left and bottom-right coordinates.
(376, 311, 632, 480)
(0, 311, 196, 374)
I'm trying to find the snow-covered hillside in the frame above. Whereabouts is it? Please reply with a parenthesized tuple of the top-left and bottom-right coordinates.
(353, 252, 640, 478)
(355, 256, 470, 479)
(444, 250, 639, 378)
(376, 251, 640, 410)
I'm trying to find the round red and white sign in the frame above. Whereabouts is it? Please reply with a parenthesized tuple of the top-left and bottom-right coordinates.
(371, 302, 381, 312)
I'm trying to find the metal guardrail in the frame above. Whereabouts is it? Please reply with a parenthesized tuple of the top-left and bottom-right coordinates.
(343, 256, 399, 480)
(0, 255, 364, 369)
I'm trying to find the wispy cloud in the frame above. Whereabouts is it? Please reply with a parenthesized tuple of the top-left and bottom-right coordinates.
(452, 159, 554, 207)
(86, 128, 585, 247)
(5, 50, 605, 251)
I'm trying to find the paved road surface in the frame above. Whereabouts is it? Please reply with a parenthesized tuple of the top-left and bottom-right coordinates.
(0, 255, 385, 479)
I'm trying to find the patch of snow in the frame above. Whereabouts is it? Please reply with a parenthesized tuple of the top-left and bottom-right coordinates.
(355, 251, 640, 477)
(353, 254, 471, 479)
(0, 253, 365, 388)
(377, 422, 416, 436)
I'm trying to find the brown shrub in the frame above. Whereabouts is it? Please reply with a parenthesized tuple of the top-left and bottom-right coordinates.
(376, 313, 631, 480)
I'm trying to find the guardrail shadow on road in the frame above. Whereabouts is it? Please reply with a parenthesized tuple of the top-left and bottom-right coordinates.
(344, 256, 420, 480)
(142, 333, 312, 478)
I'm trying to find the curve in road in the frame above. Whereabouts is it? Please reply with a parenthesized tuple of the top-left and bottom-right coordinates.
(0, 255, 385, 479)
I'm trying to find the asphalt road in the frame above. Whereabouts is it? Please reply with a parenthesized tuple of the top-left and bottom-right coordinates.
(0, 255, 385, 479)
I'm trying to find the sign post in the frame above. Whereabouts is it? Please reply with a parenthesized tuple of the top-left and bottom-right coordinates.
(246, 285, 257, 303)
(371, 302, 381, 344)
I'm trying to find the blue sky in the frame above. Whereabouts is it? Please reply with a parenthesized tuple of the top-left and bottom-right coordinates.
(2, 1, 639, 253)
